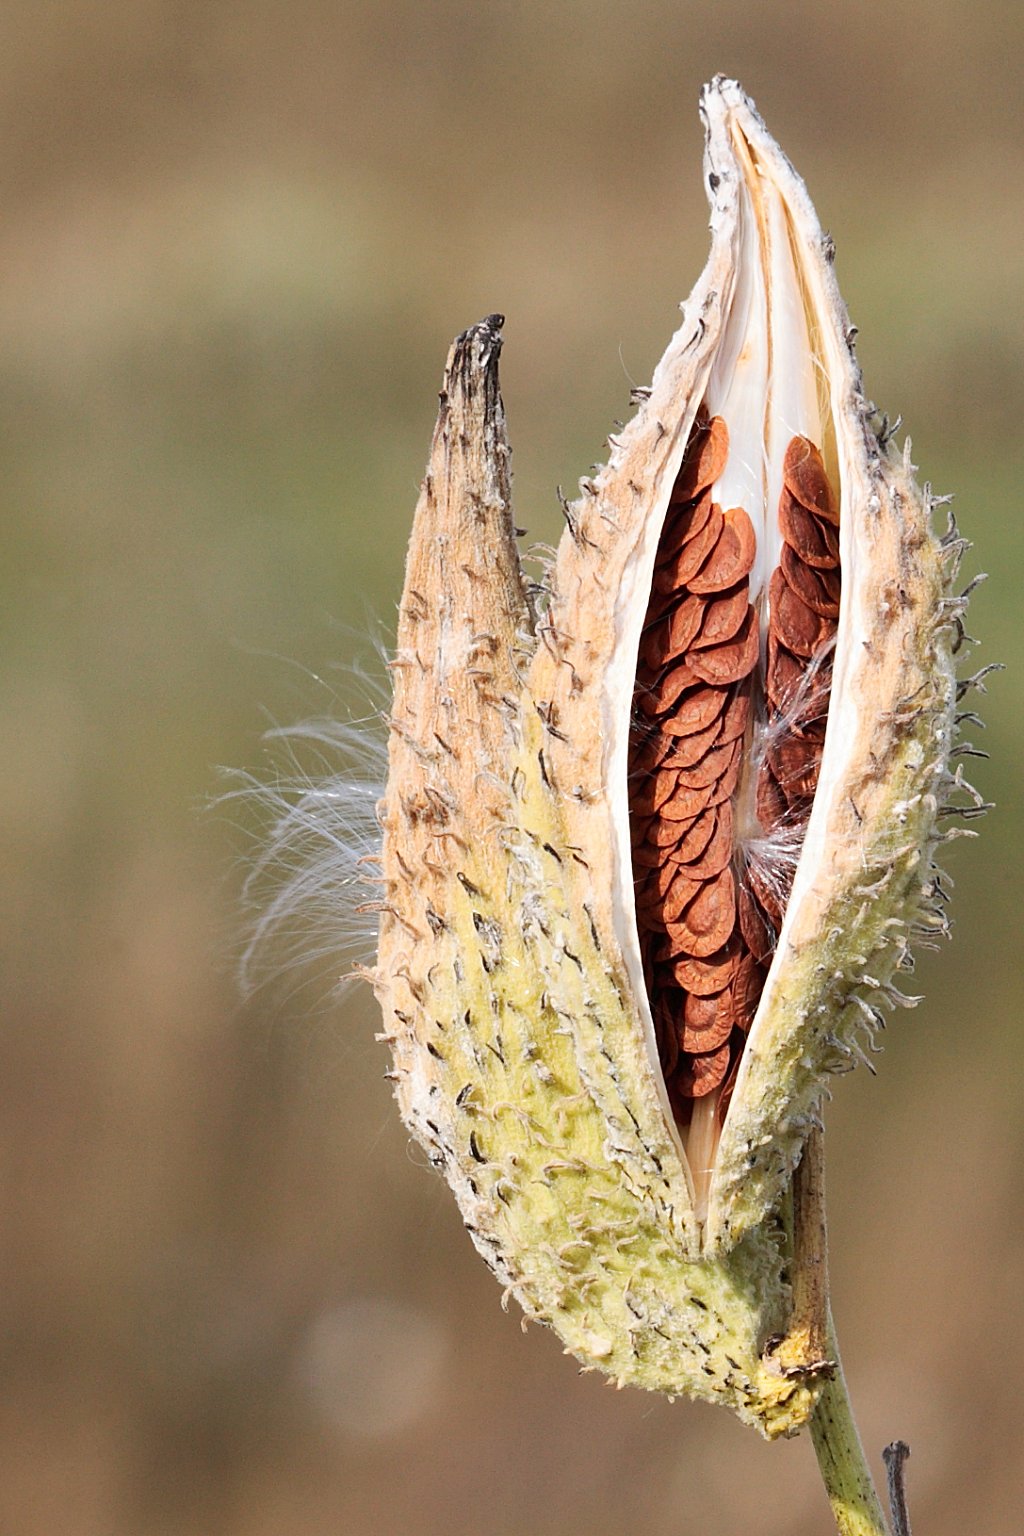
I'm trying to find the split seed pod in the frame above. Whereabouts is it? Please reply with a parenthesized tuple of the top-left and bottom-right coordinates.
(374, 78, 975, 1437)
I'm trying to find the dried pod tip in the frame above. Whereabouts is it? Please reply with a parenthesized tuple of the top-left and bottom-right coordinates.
(373, 77, 976, 1443)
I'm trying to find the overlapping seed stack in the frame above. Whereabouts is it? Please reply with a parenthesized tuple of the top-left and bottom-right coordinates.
(629, 416, 841, 1132)
(750, 437, 842, 948)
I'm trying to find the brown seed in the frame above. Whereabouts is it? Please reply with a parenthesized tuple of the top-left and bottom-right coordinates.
(672, 413, 729, 502)
(673, 735, 742, 792)
(629, 732, 670, 782)
(800, 662, 833, 726)
(718, 951, 765, 1035)
(630, 839, 667, 870)
(681, 989, 720, 1030)
(778, 491, 840, 569)
(780, 540, 840, 617)
(707, 740, 743, 805)
(677, 867, 736, 957)
(738, 882, 775, 965)
(731, 952, 766, 1028)
(768, 566, 830, 659)
(657, 489, 716, 561)
(783, 435, 839, 524)
(691, 583, 751, 649)
(670, 802, 734, 877)
(715, 1049, 744, 1125)
(639, 655, 701, 716)
(652, 803, 718, 861)
(660, 713, 729, 769)
(717, 681, 753, 743)
(768, 730, 823, 802)
(713, 987, 743, 1040)
(657, 1002, 680, 1078)
(674, 1037, 732, 1097)
(755, 764, 788, 831)
(663, 937, 742, 995)
(745, 857, 786, 931)
(765, 635, 833, 723)
(653, 507, 725, 592)
(632, 718, 730, 782)
(660, 871, 704, 924)
(680, 990, 734, 1052)
(765, 632, 805, 710)
(652, 750, 739, 830)
(643, 573, 686, 624)
(647, 804, 708, 846)
(635, 907, 667, 939)
(634, 883, 673, 923)
(633, 765, 683, 814)
(688, 607, 759, 686)
(658, 684, 729, 737)
(640, 592, 706, 669)
(687, 506, 757, 593)
(637, 853, 691, 907)
(658, 776, 719, 823)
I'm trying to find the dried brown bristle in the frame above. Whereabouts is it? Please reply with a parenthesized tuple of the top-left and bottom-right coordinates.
(628, 417, 840, 1165)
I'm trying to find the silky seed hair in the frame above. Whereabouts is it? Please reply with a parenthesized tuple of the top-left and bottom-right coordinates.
(226, 671, 387, 1001)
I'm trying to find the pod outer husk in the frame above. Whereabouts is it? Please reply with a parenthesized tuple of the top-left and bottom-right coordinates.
(374, 78, 967, 1421)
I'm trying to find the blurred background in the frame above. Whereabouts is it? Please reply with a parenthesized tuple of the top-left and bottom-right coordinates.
(1, 3, 1020, 1533)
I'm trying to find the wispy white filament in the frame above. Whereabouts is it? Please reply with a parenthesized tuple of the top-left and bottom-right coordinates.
(224, 686, 386, 1000)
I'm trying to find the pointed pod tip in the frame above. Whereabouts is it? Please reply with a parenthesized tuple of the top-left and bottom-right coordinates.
(452, 312, 505, 366)
(454, 312, 505, 350)
(702, 78, 774, 148)
(443, 314, 507, 421)
(700, 76, 752, 114)
(699, 79, 765, 212)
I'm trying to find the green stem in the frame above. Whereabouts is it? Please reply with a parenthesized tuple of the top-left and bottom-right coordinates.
(810, 1310, 889, 1536)
(792, 1126, 891, 1536)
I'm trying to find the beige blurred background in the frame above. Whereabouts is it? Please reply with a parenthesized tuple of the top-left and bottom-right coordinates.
(2, 3, 1021, 1533)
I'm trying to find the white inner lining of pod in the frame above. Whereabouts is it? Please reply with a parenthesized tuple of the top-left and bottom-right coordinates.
(709, 99, 867, 1211)
(684, 125, 832, 1210)
(611, 87, 852, 1225)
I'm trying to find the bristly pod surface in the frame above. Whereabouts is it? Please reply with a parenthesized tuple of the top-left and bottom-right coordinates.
(373, 77, 977, 1437)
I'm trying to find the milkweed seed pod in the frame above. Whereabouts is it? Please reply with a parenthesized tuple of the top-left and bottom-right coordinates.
(373, 78, 980, 1437)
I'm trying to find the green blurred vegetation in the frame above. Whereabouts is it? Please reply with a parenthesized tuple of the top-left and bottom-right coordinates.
(1, 3, 1021, 1533)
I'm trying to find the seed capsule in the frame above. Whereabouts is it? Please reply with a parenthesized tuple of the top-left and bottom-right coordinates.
(373, 77, 975, 1433)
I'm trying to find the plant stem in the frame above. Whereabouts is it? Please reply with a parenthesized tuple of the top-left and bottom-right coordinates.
(794, 1127, 890, 1536)
(810, 1310, 890, 1536)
